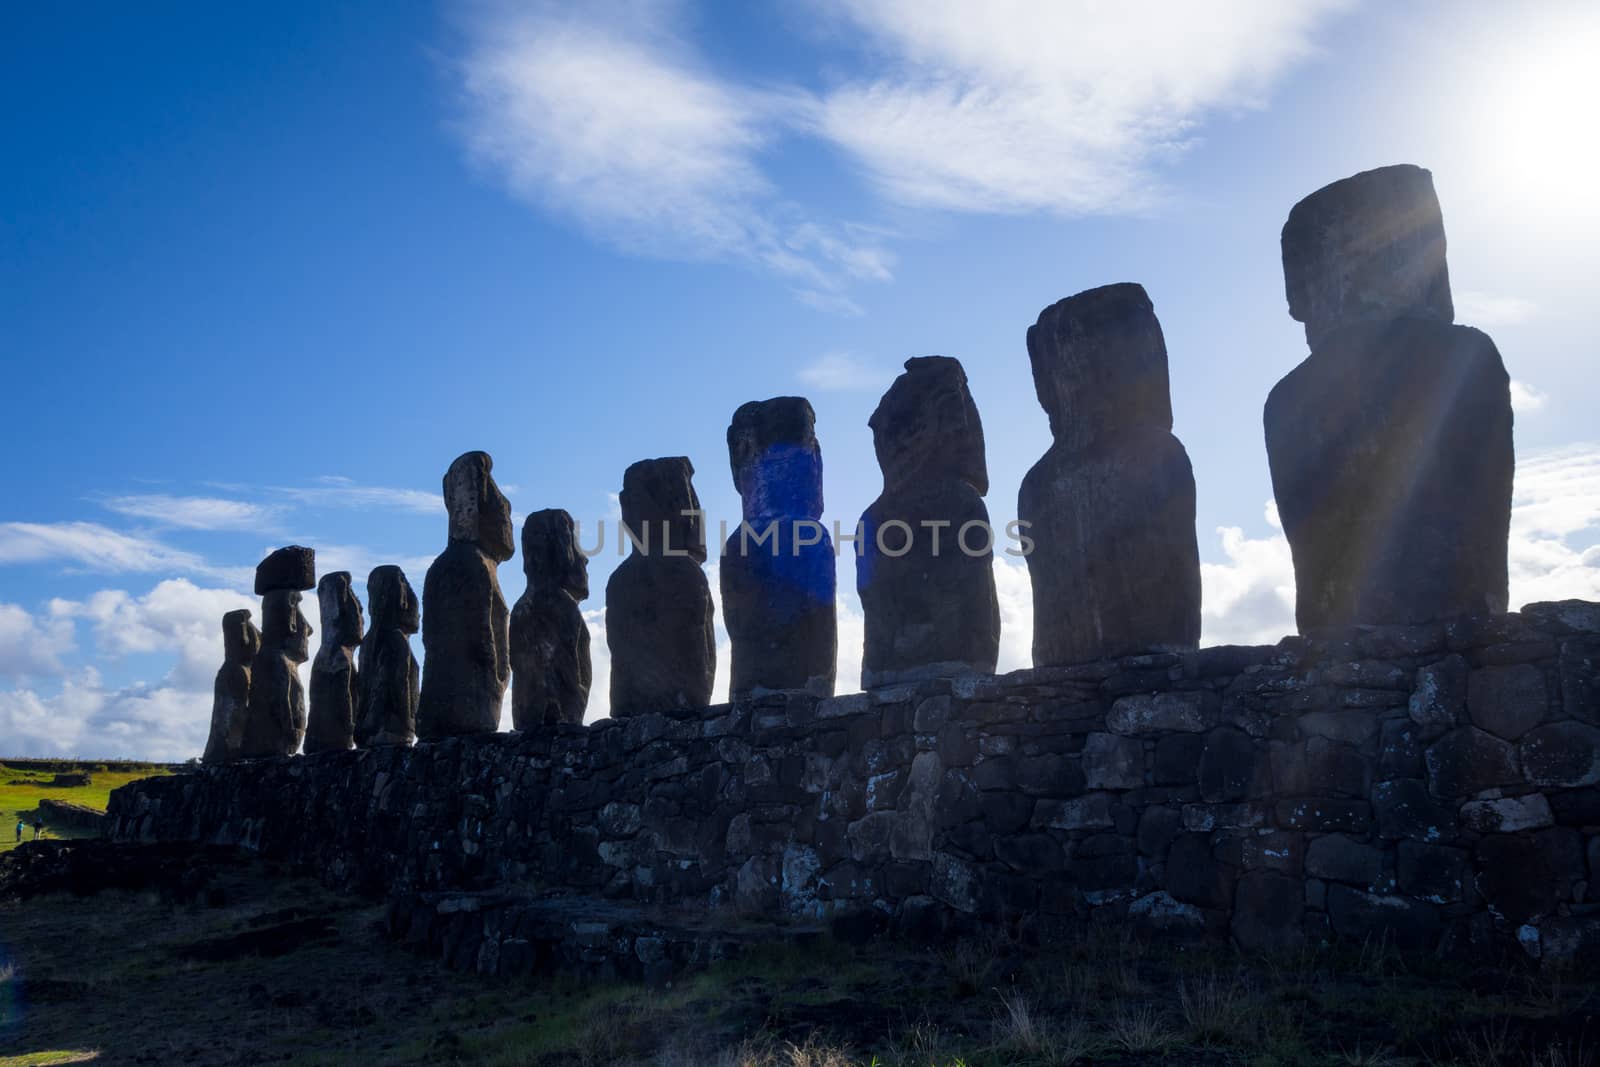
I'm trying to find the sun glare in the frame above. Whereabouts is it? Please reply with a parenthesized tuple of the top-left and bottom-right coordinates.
(1478, 13, 1600, 228)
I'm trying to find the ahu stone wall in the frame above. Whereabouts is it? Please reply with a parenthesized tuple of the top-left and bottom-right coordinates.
(109, 600, 1600, 964)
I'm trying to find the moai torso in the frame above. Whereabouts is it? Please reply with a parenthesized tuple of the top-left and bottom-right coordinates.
(721, 397, 836, 699)
(202, 609, 260, 764)
(510, 509, 592, 729)
(240, 545, 316, 758)
(1266, 165, 1513, 632)
(356, 565, 420, 746)
(605, 456, 716, 716)
(857, 356, 999, 687)
(418, 451, 515, 739)
(305, 571, 364, 755)
(1019, 283, 1201, 665)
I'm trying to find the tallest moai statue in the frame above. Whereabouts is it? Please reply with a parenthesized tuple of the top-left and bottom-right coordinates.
(1266, 164, 1513, 632)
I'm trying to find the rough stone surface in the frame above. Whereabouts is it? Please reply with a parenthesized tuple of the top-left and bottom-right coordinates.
(305, 572, 364, 755)
(1521, 722, 1600, 788)
(1408, 655, 1466, 729)
(1267, 167, 1512, 634)
(1280, 164, 1453, 350)
(1467, 664, 1546, 740)
(120, 603, 1600, 965)
(253, 545, 316, 597)
(721, 398, 836, 698)
(858, 357, 998, 686)
(418, 451, 515, 740)
(202, 610, 260, 765)
(1425, 727, 1520, 797)
(355, 566, 420, 747)
(510, 509, 592, 729)
(239, 586, 312, 759)
(1020, 284, 1200, 666)
(1232, 871, 1304, 953)
(607, 457, 716, 716)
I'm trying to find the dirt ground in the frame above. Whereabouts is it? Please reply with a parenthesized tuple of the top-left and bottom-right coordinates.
(2, 850, 1598, 1067)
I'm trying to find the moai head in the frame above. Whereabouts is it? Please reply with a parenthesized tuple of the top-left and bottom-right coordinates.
(221, 609, 261, 666)
(317, 571, 365, 649)
(522, 508, 588, 600)
(1281, 163, 1454, 350)
(254, 545, 315, 597)
(727, 397, 823, 522)
(444, 450, 515, 563)
(1027, 283, 1173, 453)
(367, 565, 420, 635)
(620, 457, 706, 562)
(869, 356, 987, 495)
(261, 590, 313, 663)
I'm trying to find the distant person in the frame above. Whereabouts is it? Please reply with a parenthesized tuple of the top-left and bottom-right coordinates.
(32, 819, 43, 840)
(13, 819, 21, 843)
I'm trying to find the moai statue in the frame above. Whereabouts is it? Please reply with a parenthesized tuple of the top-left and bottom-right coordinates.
(202, 609, 260, 764)
(858, 356, 999, 687)
(239, 545, 315, 758)
(605, 456, 716, 716)
(510, 509, 592, 729)
(1020, 283, 1201, 665)
(721, 397, 836, 698)
(355, 565, 420, 746)
(418, 451, 514, 739)
(1266, 164, 1513, 632)
(304, 571, 364, 755)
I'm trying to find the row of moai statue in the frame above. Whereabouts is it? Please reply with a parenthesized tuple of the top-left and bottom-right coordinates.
(203, 163, 1514, 760)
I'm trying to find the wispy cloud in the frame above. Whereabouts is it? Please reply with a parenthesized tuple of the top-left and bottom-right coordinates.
(1455, 290, 1538, 327)
(454, 0, 892, 311)
(0, 521, 250, 586)
(1510, 380, 1547, 414)
(271, 476, 442, 515)
(101, 494, 281, 532)
(797, 352, 890, 392)
(809, 0, 1350, 216)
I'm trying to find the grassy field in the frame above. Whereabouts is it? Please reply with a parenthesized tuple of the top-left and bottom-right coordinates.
(2, 851, 1597, 1066)
(0, 761, 174, 853)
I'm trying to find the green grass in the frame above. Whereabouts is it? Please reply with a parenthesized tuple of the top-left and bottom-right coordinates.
(0, 760, 174, 852)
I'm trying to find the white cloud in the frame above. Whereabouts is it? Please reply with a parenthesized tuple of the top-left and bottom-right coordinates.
(1200, 500, 1298, 646)
(797, 352, 890, 392)
(811, 0, 1349, 215)
(101, 494, 280, 532)
(1510, 380, 1548, 414)
(0, 602, 76, 681)
(0, 580, 258, 760)
(455, 1, 891, 309)
(1455, 290, 1538, 326)
(0, 521, 250, 585)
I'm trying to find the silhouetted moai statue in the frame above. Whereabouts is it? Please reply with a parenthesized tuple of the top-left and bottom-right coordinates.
(1266, 164, 1513, 632)
(355, 565, 420, 746)
(304, 571, 364, 755)
(202, 609, 260, 764)
(240, 546, 315, 758)
(1020, 283, 1201, 665)
(721, 397, 836, 698)
(510, 509, 592, 729)
(606, 457, 715, 716)
(418, 451, 514, 739)
(858, 357, 999, 687)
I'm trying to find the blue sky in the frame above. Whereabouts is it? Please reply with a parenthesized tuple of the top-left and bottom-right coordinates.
(3, 0, 1598, 759)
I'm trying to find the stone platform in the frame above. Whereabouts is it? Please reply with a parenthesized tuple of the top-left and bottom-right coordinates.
(108, 601, 1600, 966)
